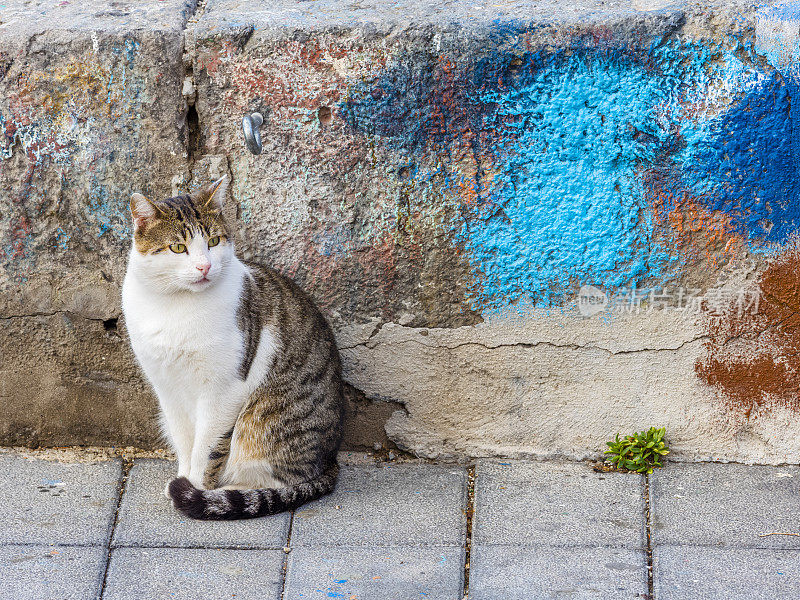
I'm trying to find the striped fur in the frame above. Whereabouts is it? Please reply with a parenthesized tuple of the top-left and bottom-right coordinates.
(122, 177, 344, 520)
(236, 273, 261, 380)
(171, 462, 339, 520)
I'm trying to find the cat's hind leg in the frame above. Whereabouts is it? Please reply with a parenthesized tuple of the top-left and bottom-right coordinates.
(187, 397, 242, 489)
(202, 429, 233, 489)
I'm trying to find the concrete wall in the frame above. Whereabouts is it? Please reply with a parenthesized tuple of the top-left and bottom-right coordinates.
(2, 0, 800, 463)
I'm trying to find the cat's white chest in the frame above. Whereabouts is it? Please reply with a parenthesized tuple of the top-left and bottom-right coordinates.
(135, 304, 236, 376)
(122, 270, 245, 395)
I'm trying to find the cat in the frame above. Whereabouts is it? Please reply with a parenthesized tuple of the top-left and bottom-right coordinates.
(121, 176, 344, 520)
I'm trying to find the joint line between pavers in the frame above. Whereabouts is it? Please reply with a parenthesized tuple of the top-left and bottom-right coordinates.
(280, 510, 296, 600)
(461, 464, 476, 600)
(646, 542, 800, 551)
(110, 543, 293, 551)
(644, 474, 654, 600)
(463, 542, 647, 549)
(98, 457, 133, 600)
(0, 541, 107, 549)
(288, 542, 467, 549)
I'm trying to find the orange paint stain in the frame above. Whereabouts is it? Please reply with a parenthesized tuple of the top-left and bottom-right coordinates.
(696, 245, 800, 418)
(647, 179, 742, 267)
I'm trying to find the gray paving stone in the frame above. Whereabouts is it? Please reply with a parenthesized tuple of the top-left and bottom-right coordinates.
(0, 454, 121, 545)
(473, 460, 645, 549)
(654, 545, 800, 600)
(102, 547, 284, 600)
(650, 463, 800, 548)
(0, 545, 106, 600)
(284, 546, 464, 600)
(469, 545, 648, 600)
(291, 463, 467, 547)
(113, 459, 290, 549)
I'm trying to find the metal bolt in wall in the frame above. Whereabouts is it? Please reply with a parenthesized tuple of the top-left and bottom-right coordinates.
(242, 112, 264, 155)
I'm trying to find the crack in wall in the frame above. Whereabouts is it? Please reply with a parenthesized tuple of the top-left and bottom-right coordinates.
(176, 0, 208, 192)
(181, 50, 199, 187)
(340, 334, 710, 355)
(0, 310, 118, 325)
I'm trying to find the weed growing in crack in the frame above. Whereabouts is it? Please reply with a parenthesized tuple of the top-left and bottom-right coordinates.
(604, 427, 669, 474)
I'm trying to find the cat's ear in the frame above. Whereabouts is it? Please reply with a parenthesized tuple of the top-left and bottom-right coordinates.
(201, 176, 228, 212)
(130, 193, 161, 230)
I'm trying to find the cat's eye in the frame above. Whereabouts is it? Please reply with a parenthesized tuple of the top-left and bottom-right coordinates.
(169, 243, 187, 254)
(208, 236, 220, 248)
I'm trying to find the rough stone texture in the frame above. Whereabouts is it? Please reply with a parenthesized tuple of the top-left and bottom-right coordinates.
(284, 546, 465, 600)
(4, 0, 800, 464)
(473, 460, 646, 548)
(469, 546, 648, 600)
(654, 546, 800, 600)
(0, 545, 106, 600)
(113, 459, 291, 548)
(0, 0, 194, 318)
(189, 0, 689, 328)
(292, 463, 467, 547)
(0, 454, 121, 546)
(103, 547, 284, 600)
(0, 0, 193, 449)
(650, 462, 800, 549)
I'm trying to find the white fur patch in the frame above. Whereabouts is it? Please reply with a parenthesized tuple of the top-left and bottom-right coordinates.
(220, 457, 286, 490)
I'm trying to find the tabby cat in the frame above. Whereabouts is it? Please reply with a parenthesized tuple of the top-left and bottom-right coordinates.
(121, 176, 344, 520)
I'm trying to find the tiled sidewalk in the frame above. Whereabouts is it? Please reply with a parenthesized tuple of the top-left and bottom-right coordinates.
(0, 451, 798, 599)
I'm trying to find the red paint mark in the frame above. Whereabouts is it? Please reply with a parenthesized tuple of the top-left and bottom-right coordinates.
(9, 215, 32, 259)
(198, 39, 388, 119)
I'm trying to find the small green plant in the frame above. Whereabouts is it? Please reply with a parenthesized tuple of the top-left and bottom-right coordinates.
(604, 427, 669, 474)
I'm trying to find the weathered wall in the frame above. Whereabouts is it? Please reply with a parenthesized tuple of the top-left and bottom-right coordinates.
(2, 0, 800, 463)
(0, 0, 195, 447)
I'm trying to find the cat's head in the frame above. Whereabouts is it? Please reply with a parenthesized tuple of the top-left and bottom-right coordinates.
(128, 177, 233, 293)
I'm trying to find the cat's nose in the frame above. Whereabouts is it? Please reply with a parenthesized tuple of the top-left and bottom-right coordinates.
(196, 263, 211, 277)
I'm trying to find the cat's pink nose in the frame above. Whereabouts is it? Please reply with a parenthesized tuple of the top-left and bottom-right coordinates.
(196, 263, 211, 277)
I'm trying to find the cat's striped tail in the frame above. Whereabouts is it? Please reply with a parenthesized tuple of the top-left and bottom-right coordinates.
(167, 462, 339, 520)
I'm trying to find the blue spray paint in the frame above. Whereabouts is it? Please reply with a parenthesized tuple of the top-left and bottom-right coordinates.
(458, 47, 695, 306)
(342, 25, 800, 309)
(679, 71, 800, 243)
